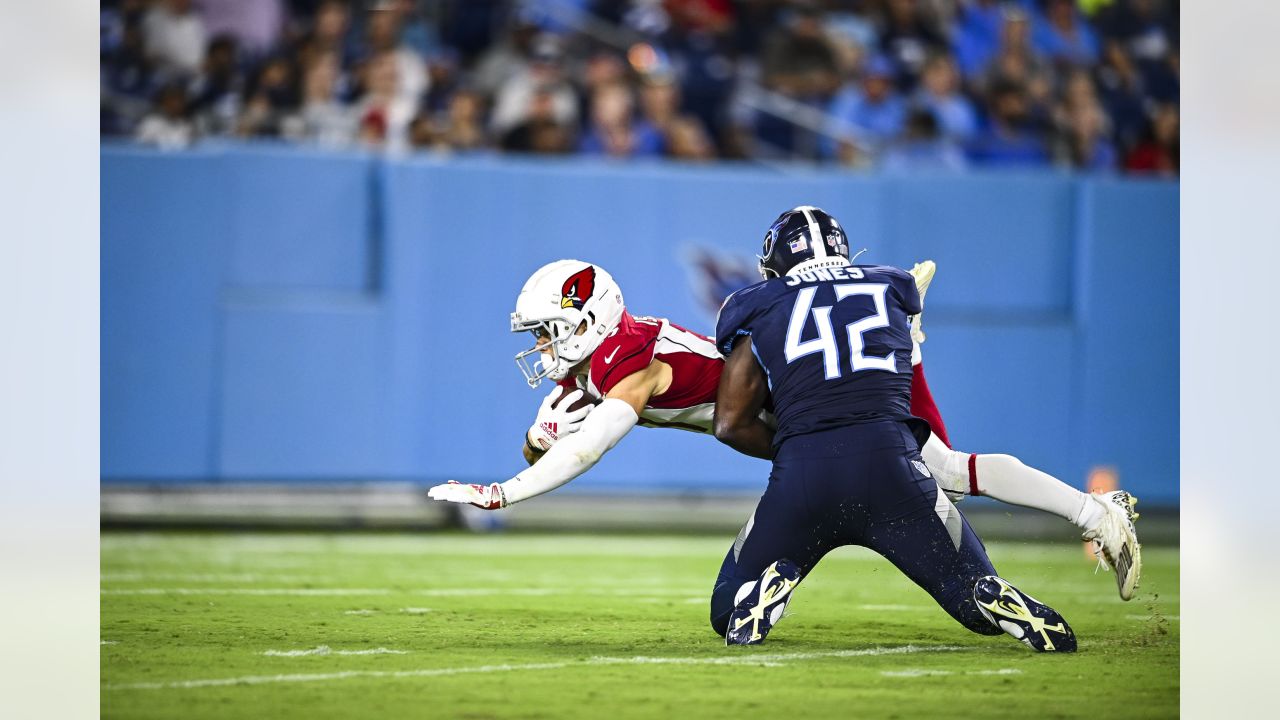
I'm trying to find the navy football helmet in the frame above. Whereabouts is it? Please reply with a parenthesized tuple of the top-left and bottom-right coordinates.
(757, 206, 851, 280)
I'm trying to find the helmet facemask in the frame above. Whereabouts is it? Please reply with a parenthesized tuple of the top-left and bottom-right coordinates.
(512, 317, 579, 388)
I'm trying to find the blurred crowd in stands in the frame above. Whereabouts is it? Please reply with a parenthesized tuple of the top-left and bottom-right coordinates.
(101, 0, 1179, 175)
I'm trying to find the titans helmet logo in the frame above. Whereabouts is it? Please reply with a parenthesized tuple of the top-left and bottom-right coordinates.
(560, 266, 596, 310)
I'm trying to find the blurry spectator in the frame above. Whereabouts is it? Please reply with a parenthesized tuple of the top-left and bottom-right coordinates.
(877, 0, 947, 87)
(826, 55, 907, 152)
(188, 34, 243, 136)
(237, 55, 298, 137)
(303, 0, 355, 69)
(952, 0, 1007, 78)
(387, 0, 442, 59)
(353, 51, 416, 151)
(135, 82, 195, 149)
(579, 82, 665, 158)
(408, 113, 447, 151)
(283, 51, 356, 148)
(421, 48, 461, 115)
(881, 108, 967, 172)
(362, 4, 428, 105)
(443, 89, 487, 151)
(761, 7, 840, 99)
(143, 0, 207, 77)
(639, 76, 681, 136)
(198, 0, 283, 59)
(1123, 103, 1178, 176)
(824, 0, 879, 53)
(1052, 71, 1116, 171)
(102, 8, 158, 134)
(1139, 47, 1179, 105)
(409, 86, 487, 153)
(501, 87, 575, 155)
(666, 0, 735, 35)
(1095, 39, 1149, 153)
(1094, 0, 1176, 63)
(914, 53, 978, 141)
(1033, 0, 1100, 66)
(437, 0, 505, 61)
(976, 7, 1053, 113)
(666, 116, 716, 162)
(490, 35, 579, 136)
(966, 80, 1050, 167)
(757, 6, 843, 156)
(579, 51, 627, 129)
(662, 23, 736, 154)
(471, 20, 540, 98)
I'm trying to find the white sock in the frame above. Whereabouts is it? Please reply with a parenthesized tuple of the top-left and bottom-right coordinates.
(973, 454, 1098, 530)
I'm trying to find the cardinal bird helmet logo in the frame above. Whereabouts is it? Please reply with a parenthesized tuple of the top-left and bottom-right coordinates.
(560, 266, 595, 310)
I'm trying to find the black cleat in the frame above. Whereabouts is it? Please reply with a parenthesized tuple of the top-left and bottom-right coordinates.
(974, 575, 1077, 652)
(725, 559, 802, 646)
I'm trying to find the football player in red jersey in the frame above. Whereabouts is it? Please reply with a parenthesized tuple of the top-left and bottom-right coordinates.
(428, 252, 1141, 600)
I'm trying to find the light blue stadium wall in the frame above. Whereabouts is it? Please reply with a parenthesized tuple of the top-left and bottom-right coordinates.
(101, 146, 1179, 502)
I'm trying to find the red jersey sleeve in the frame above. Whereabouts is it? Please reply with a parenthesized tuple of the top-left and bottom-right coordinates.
(589, 316, 659, 396)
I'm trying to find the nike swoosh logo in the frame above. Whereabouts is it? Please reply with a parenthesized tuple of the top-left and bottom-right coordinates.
(603, 348, 619, 363)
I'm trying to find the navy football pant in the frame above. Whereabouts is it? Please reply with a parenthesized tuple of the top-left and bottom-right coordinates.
(710, 421, 1003, 637)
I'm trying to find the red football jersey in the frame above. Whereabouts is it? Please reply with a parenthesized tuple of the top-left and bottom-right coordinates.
(562, 311, 723, 433)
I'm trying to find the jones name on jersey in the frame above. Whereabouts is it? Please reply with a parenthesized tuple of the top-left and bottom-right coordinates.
(716, 264, 921, 447)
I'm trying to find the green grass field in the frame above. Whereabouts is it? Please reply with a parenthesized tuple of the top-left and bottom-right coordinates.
(101, 532, 1178, 719)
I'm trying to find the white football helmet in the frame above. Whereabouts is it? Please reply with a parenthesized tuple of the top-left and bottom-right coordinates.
(511, 260, 625, 388)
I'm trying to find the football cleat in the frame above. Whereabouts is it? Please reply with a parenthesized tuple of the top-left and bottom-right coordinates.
(908, 260, 936, 345)
(1083, 490, 1143, 601)
(974, 576, 1077, 652)
(725, 559, 802, 646)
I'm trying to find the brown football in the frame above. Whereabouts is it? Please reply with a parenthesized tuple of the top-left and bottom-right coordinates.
(551, 385, 600, 413)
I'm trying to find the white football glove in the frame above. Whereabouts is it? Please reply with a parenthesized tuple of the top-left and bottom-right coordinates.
(526, 387, 594, 451)
(427, 481, 507, 510)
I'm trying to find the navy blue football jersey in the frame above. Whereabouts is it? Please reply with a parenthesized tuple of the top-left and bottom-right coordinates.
(715, 264, 922, 448)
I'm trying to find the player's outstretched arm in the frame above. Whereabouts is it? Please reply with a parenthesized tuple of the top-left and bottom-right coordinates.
(429, 361, 669, 509)
(712, 337, 774, 460)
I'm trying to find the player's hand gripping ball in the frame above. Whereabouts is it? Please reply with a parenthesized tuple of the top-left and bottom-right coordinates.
(526, 386, 598, 451)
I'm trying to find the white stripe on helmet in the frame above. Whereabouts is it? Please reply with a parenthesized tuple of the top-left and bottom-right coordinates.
(796, 206, 828, 260)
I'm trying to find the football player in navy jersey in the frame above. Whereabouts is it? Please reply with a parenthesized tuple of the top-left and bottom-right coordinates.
(711, 206, 1077, 651)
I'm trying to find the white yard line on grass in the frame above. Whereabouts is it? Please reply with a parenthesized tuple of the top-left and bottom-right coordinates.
(102, 573, 318, 583)
(102, 587, 707, 598)
(263, 646, 408, 657)
(882, 668, 1022, 678)
(101, 588, 393, 596)
(400, 608, 432, 614)
(107, 644, 968, 691)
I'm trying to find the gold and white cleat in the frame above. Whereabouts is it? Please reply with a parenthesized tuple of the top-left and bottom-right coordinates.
(908, 260, 936, 345)
(1083, 491, 1143, 601)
